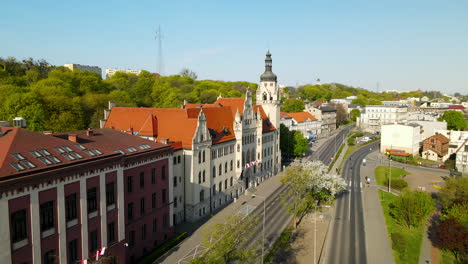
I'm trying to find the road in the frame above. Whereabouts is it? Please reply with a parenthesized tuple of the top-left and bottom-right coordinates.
(327, 141, 379, 264)
(242, 126, 354, 257)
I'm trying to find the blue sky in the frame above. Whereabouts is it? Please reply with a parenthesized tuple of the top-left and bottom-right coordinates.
(2, 0, 468, 94)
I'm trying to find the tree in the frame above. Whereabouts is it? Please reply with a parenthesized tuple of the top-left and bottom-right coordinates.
(439, 177, 468, 209)
(438, 110, 467, 130)
(190, 214, 259, 264)
(280, 160, 346, 227)
(281, 98, 305, 112)
(180, 68, 198, 80)
(351, 98, 367, 106)
(279, 124, 294, 157)
(292, 130, 308, 156)
(389, 190, 434, 228)
(442, 201, 468, 227)
(350, 109, 361, 122)
(436, 217, 468, 262)
(330, 103, 347, 125)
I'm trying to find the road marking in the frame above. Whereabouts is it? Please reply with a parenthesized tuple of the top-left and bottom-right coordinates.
(360, 182, 362, 188)
(349, 180, 352, 187)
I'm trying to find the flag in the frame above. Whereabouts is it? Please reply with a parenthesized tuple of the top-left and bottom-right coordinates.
(100, 247, 106, 256)
(95, 250, 99, 260)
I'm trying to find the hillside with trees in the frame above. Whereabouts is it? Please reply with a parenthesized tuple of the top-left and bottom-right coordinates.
(0, 57, 257, 132)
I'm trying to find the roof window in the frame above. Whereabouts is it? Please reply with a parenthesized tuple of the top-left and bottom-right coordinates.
(10, 162, 26, 171)
(55, 147, 66, 154)
(92, 149, 103, 155)
(70, 152, 83, 159)
(39, 149, 51, 156)
(49, 156, 62, 163)
(113, 149, 125, 154)
(138, 144, 151, 150)
(126, 147, 137, 153)
(38, 157, 53, 165)
(29, 151, 42, 158)
(84, 150, 96, 157)
(76, 144, 86, 150)
(63, 146, 73, 152)
(21, 160, 36, 169)
(11, 153, 25, 160)
(63, 153, 76, 161)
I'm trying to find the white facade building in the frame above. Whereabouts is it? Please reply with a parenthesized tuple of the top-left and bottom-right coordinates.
(357, 105, 408, 133)
(380, 123, 421, 156)
(105, 68, 142, 78)
(434, 130, 468, 174)
(280, 112, 321, 138)
(63, 64, 102, 76)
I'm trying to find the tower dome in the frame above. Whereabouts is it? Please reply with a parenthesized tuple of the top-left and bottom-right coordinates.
(260, 50, 277, 82)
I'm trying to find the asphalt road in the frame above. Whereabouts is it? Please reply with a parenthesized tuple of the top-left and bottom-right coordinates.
(327, 141, 379, 264)
(242, 126, 354, 257)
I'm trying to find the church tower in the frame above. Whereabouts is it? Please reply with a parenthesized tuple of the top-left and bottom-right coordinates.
(256, 50, 280, 130)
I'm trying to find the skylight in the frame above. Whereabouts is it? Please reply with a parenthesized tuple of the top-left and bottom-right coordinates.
(39, 149, 51, 156)
(113, 149, 125, 154)
(70, 152, 83, 159)
(11, 153, 25, 160)
(92, 149, 103, 155)
(21, 160, 37, 169)
(38, 157, 53, 165)
(76, 144, 86, 150)
(138, 144, 152, 150)
(84, 150, 96, 156)
(10, 162, 25, 171)
(55, 147, 66, 154)
(63, 146, 73, 152)
(49, 156, 62, 163)
(63, 153, 76, 161)
(126, 147, 137, 153)
(29, 151, 42, 158)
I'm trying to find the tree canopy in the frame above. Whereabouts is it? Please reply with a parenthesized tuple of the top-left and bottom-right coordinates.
(438, 110, 467, 130)
(0, 57, 257, 132)
(350, 108, 361, 122)
(281, 98, 305, 113)
(279, 124, 308, 157)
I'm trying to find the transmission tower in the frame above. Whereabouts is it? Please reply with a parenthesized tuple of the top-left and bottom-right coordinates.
(155, 26, 164, 76)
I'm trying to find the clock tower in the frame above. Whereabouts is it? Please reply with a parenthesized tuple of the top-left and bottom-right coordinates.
(256, 50, 280, 130)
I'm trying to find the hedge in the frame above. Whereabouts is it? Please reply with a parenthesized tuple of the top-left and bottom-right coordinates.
(138, 232, 188, 264)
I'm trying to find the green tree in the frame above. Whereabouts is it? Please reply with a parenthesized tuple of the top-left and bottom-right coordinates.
(439, 177, 468, 209)
(190, 214, 259, 264)
(281, 98, 305, 112)
(350, 108, 361, 121)
(389, 190, 434, 228)
(279, 124, 294, 157)
(293, 130, 308, 156)
(180, 68, 198, 80)
(442, 202, 468, 227)
(438, 110, 467, 130)
(351, 98, 367, 106)
(436, 217, 468, 262)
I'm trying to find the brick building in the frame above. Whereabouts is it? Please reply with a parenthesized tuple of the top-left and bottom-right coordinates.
(422, 134, 450, 162)
(0, 127, 173, 264)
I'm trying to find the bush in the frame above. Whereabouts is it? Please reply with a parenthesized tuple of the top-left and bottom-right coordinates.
(389, 190, 434, 228)
(138, 232, 188, 264)
(391, 232, 407, 258)
(386, 177, 408, 191)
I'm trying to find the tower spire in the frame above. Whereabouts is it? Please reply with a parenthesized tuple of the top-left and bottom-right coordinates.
(260, 50, 277, 82)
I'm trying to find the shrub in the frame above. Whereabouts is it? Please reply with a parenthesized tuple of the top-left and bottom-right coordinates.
(386, 177, 408, 191)
(390, 190, 434, 228)
(138, 232, 188, 264)
(391, 232, 407, 257)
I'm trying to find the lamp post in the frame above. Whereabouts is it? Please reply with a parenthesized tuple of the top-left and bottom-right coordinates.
(252, 194, 266, 264)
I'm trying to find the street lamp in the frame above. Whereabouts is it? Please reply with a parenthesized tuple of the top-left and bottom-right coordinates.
(252, 194, 266, 264)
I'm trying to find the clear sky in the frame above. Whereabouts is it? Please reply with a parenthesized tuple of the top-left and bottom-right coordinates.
(2, 0, 468, 94)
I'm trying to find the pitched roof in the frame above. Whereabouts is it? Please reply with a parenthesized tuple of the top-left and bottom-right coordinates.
(184, 103, 221, 109)
(281, 112, 318, 123)
(448, 105, 465, 110)
(254, 105, 276, 132)
(215, 98, 246, 117)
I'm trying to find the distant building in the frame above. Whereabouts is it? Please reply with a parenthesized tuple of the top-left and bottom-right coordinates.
(408, 120, 447, 140)
(422, 134, 449, 162)
(357, 105, 408, 133)
(63, 64, 102, 76)
(320, 106, 337, 137)
(380, 123, 421, 156)
(280, 112, 321, 138)
(434, 130, 468, 174)
(105, 68, 142, 78)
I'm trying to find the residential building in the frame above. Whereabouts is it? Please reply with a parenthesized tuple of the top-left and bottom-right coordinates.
(280, 112, 321, 138)
(382, 101, 413, 107)
(0, 127, 174, 264)
(63, 64, 102, 76)
(408, 120, 447, 140)
(320, 106, 337, 137)
(434, 130, 468, 174)
(105, 68, 142, 79)
(347, 104, 362, 114)
(101, 51, 281, 223)
(357, 105, 408, 133)
(380, 123, 421, 156)
(422, 134, 449, 162)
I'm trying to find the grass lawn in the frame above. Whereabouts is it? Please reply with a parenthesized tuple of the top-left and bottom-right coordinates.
(375, 166, 408, 187)
(379, 190, 424, 264)
(338, 145, 358, 172)
(441, 249, 457, 264)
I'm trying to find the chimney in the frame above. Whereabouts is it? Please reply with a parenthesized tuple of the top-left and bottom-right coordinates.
(108, 101, 116, 110)
(160, 138, 169, 144)
(86, 128, 94, 136)
(68, 134, 78, 143)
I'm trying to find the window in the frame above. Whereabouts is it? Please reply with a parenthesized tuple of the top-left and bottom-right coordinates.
(198, 172, 201, 184)
(151, 168, 156, 184)
(200, 190, 205, 202)
(153, 218, 157, 232)
(219, 182, 222, 193)
(162, 189, 167, 204)
(230, 160, 233, 171)
(68, 239, 78, 263)
(128, 203, 134, 220)
(173, 176, 177, 187)
(237, 160, 240, 168)
(213, 185, 216, 195)
(108, 222, 115, 244)
(203, 151, 205, 162)
(178, 155, 181, 163)
(89, 230, 98, 252)
(140, 198, 145, 215)
(140, 172, 145, 189)
(106, 182, 115, 206)
(173, 157, 177, 164)
(225, 162, 227, 173)
(152, 193, 156, 209)
(212, 166, 216, 178)
(174, 197, 178, 208)
(161, 166, 166, 180)
(225, 180, 227, 190)
(198, 152, 201, 164)
(237, 144, 240, 152)
(129, 230, 135, 248)
(11, 210, 27, 242)
(127, 176, 133, 193)
(66, 194, 77, 221)
(163, 214, 168, 228)
(219, 164, 222, 176)
(44, 250, 55, 264)
(141, 224, 146, 240)
(230, 177, 233, 186)
(87, 188, 97, 214)
(40, 201, 54, 231)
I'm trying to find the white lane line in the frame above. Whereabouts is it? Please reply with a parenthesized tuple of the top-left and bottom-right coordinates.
(348, 191, 351, 221)
(360, 182, 362, 188)
(349, 180, 352, 187)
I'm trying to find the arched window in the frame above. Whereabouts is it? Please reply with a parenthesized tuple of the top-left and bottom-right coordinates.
(200, 190, 204, 202)
(212, 166, 216, 178)
(203, 151, 205, 162)
(224, 180, 227, 190)
(219, 182, 222, 193)
(212, 185, 216, 195)
(225, 162, 227, 173)
(230, 160, 233, 171)
(219, 164, 222, 175)
(198, 152, 201, 164)
(202, 170, 206, 182)
(198, 172, 201, 184)
(230, 177, 233, 186)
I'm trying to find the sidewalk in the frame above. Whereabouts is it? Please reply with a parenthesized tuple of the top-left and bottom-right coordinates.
(362, 151, 394, 264)
(156, 170, 284, 263)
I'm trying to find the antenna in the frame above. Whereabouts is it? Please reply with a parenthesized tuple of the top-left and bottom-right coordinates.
(155, 25, 164, 75)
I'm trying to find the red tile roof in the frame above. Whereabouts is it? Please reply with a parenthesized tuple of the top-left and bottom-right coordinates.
(448, 105, 465, 110)
(215, 98, 246, 117)
(280, 112, 317, 123)
(184, 103, 221, 109)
